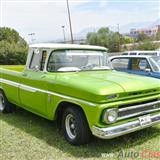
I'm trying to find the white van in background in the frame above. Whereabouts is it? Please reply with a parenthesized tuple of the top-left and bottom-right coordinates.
(122, 50, 160, 56)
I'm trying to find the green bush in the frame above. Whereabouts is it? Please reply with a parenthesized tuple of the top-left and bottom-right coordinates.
(137, 40, 159, 50)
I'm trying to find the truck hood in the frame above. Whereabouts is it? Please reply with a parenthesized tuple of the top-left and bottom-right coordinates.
(49, 70, 160, 103)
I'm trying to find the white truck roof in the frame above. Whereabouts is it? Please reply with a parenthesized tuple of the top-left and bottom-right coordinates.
(29, 43, 107, 51)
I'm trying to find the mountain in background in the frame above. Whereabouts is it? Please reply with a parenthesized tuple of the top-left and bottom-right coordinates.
(151, 18, 160, 27)
(48, 19, 160, 43)
(75, 19, 160, 39)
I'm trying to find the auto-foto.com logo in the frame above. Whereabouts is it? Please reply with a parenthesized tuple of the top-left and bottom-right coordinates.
(101, 150, 160, 159)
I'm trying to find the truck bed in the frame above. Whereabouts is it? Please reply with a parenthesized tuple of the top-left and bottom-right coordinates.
(0, 65, 24, 72)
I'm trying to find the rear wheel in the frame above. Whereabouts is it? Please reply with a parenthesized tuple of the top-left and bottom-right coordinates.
(0, 91, 14, 113)
(62, 107, 92, 145)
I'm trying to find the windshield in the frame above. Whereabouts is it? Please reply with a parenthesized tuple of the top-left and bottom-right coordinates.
(47, 50, 111, 72)
(149, 57, 160, 72)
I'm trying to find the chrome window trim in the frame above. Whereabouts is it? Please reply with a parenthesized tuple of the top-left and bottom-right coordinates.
(145, 57, 154, 72)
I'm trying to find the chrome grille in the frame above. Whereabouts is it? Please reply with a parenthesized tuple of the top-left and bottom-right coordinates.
(127, 89, 158, 97)
(118, 100, 160, 120)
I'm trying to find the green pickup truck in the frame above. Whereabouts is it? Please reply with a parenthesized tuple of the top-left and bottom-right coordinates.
(0, 43, 160, 145)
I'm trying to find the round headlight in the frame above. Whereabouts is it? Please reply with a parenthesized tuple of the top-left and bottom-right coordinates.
(103, 108, 118, 124)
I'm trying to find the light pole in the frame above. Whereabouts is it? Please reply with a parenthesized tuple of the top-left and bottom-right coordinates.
(61, 25, 66, 43)
(66, 0, 74, 44)
(117, 24, 120, 51)
(117, 23, 120, 33)
(28, 33, 35, 43)
(0, 0, 3, 27)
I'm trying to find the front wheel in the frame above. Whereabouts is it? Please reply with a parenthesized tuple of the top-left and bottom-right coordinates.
(62, 107, 92, 145)
(0, 91, 14, 113)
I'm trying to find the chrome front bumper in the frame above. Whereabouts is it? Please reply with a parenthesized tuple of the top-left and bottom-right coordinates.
(92, 113, 160, 139)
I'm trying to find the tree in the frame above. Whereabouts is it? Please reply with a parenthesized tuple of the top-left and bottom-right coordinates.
(0, 27, 28, 65)
(0, 28, 19, 43)
(122, 36, 135, 44)
(108, 32, 121, 52)
(86, 27, 122, 52)
(155, 32, 160, 40)
(86, 33, 99, 45)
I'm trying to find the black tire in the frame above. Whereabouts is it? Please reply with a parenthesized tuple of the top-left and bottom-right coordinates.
(62, 107, 92, 145)
(0, 90, 14, 113)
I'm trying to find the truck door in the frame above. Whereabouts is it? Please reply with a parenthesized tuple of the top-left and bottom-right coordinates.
(19, 49, 49, 116)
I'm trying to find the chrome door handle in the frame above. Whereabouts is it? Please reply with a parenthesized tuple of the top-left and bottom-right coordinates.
(41, 75, 46, 78)
(22, 73, 27, 77)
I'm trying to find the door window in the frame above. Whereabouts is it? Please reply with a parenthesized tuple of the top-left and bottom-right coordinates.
(112, 58, 129, 70)
(40, 51, 47, 71)
(138, 52, 157, 56)
(130, 52, 137, 55)
(131, 58, 150, 71)
(30, 50, 47, 71)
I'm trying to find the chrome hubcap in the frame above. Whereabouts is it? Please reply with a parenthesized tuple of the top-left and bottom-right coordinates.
(0, 95, 5, 111)
(65, 114, 76, 139)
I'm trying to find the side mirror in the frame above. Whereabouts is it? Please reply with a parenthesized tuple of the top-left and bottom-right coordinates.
(33, 65, 39, 72)
(145, 68, 151, 72)
(139, 60, 148, 71)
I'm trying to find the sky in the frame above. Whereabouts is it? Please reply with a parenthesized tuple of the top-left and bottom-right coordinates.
(0, 0, 159, 43)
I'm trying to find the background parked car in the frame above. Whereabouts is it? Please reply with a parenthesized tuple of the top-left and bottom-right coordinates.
(122, 50, 160, 56)
(110, 55, 160, 79)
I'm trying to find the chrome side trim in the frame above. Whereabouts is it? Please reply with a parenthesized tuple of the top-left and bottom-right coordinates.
(0, 78, 19, 88)
(46, 91, 96, 106)
(0, 78, 96, 106)
(20, 84, 37, 93)
(92, 113, 160, 139)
